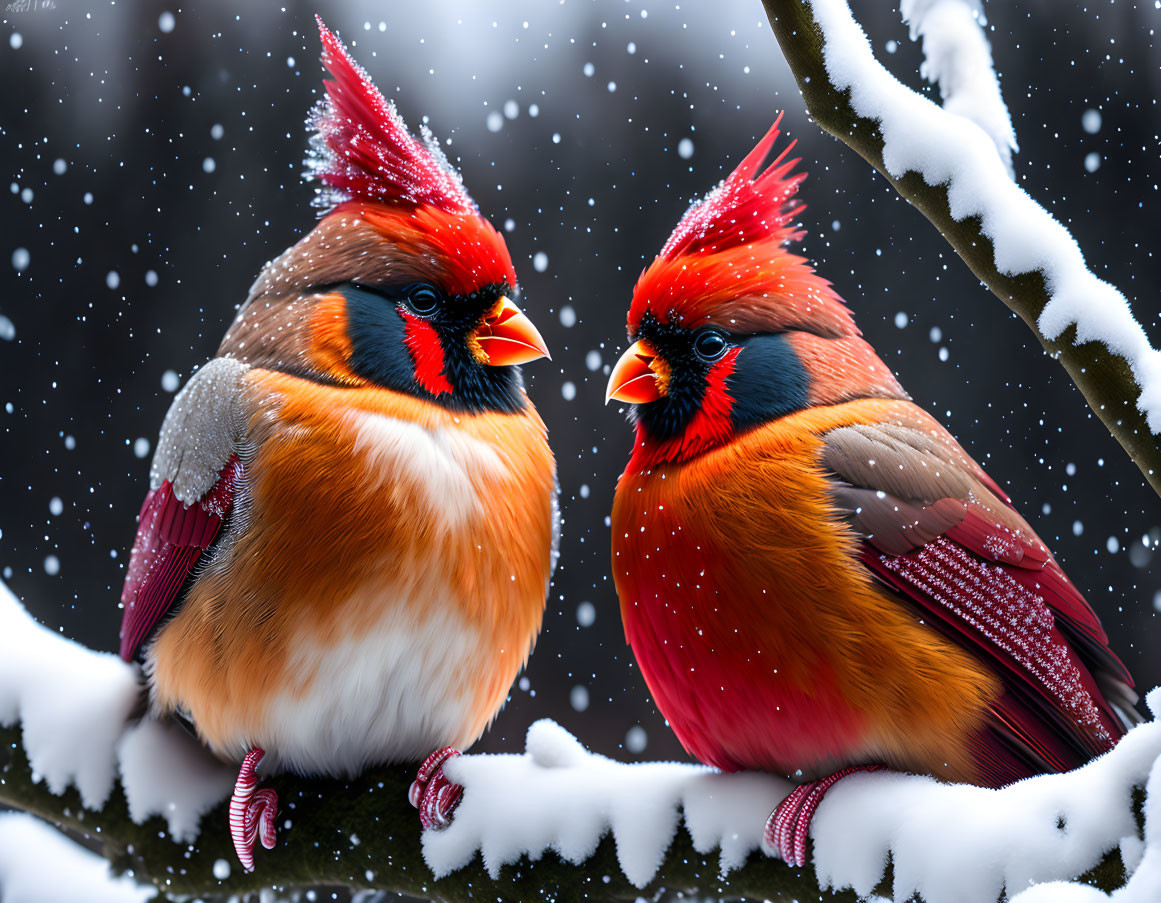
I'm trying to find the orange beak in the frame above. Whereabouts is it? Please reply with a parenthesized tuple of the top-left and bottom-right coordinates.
(474, 296, 551, 367)
(605, 340, 665, 404)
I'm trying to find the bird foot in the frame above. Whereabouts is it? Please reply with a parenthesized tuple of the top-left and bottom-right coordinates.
(762, 764, 884, 868)
(408, 746, 463, 831)
(229, 748, 278, 872)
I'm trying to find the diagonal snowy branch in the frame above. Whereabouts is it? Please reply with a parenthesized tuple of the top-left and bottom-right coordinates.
(761, 0, 1161, 497)
(900, 0, 1018, 173)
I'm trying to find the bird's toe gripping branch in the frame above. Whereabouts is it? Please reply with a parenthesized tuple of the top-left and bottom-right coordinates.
(409, 747, 463, 831)
(229, 748, 278, 872)
(762, 764, 885, 868)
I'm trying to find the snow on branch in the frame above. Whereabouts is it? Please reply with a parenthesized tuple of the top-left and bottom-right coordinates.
(761, 0, 1161, 497)
(0, 577, 1154, 901)
(900, 0, 1018, 172)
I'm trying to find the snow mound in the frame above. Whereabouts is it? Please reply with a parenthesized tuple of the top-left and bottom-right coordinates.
(813, 0, 1161, 434)
(0, 580, 234, 841)
(422, 718, 788, 887)
(427, 703, 1161, 899)
(812, 690, 1161, 902)
(0, 813, 152, 903)
(900, 0, 1018, 171)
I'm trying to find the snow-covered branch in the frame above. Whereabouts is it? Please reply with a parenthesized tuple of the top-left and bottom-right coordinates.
(0, 578, 1154, 901)
(761, 0, 1161, 498)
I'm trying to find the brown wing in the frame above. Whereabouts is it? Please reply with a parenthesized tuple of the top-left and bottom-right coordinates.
(821, 407, 1136, 783)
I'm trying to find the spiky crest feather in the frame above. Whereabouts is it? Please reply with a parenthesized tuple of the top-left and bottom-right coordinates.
(630, 115, 856, 339)
(306, 17, 475, 215)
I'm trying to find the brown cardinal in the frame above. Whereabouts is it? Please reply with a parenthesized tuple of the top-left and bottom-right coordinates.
(118, 18, 558, 870)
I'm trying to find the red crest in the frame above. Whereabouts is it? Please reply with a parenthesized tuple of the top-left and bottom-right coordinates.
(307, 17, 476, 215)
(630, 114, 854, 339)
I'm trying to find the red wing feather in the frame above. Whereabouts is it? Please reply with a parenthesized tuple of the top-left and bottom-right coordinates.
(861, 532, 1124, 778)
(119, 456, 241, 661)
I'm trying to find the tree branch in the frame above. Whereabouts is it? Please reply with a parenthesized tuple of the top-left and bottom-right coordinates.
(0, 722, 1134, 901)
(759, 0, 1161, 497)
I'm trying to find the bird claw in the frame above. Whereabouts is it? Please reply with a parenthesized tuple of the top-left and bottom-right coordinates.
(229, 748, 278, 871)
(409, 747, 463, 831)
(762, 764, 884, 868)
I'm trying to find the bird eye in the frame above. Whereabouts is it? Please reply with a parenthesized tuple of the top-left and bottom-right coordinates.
(692, 329, 729, 362)
(403, 284, 441, 316)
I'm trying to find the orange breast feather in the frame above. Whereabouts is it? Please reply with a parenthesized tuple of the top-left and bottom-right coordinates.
(149, 368, 556, 766)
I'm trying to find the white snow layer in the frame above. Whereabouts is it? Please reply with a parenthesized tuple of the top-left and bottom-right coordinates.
(813, 0, 1161, 437)
(0, 807, 152, 900)
(0, 813, 153, 903)
(899, 0, 1018, 171)
(429, 702, 1161, 901)
(422, 719, 786, 886)
(0, 579, 235, 842)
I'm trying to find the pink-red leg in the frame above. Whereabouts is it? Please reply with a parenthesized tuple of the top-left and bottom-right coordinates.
(408, 747, 463, 831)
(762, 765, 884, 868)
(229, 748, 278, 871)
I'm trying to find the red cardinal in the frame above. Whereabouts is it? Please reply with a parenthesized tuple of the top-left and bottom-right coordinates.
(607, 115, 1138, 868)
(119, 18, 557, 870)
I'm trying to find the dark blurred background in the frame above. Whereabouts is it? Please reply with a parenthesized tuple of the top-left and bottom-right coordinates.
(1, 0, 1158, 767)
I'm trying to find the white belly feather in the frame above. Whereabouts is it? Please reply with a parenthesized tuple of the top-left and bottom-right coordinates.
(234, 409, 520, 775)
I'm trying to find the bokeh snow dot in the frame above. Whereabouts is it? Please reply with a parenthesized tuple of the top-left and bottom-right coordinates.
(1081, 109, 1102, 134)
(9, 33, 22, 50)
(585, 350, 602, 371)
(202, 157, 216, 174)
(212, 859, 231, 880)
(677, 138, 694, 160)
(44, 555, 60, 577)
(485, 111, 503, 133)
(48, 497, 63, 517)
(894, 312, 909, 329)
(158, 11, 175, 33)
(11, 248, 29, 272)
(577, 601, 596, 627)
(145, 270, 159, 287)
(52, 158, 67, 176)
(211, 123, 224, 140)
(0, 316, 14, 342)
(503, 99, 519, 119)
(134, 437, 151, 459)
(1084, 152, 1101, 173)
(106, 271, 120, 290)
(161, 370, 181, 393)
(625, 725, 648, 754)
(533, 252, 549, 273)
(570, 685, 590, 712)
(561, 381, 577, 401)
(559, 305, 576, 327)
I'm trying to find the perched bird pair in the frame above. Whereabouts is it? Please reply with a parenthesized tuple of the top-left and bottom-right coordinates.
(119, 16, 1136, 875)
